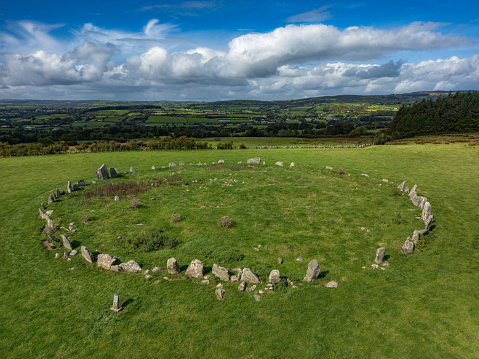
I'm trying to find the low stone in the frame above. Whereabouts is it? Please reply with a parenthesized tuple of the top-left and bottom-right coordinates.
(247, 157, 261, 165)
(215, 288, 225, 300)
(412, 230, 420, 244)
(47, 233, 59, 242)
(375, 247, 385, 264)
(151, 166, 156, 170)
(325, 166, 333, 171)
(145, 274, 152, 279)
(268, 270, 281, 284)
(114, 196, 120, 201)
(230, 275, 239, 282)
(401, 239, 415, 254)
(218, 159, 224, 164)
(152, 267, 161, 273)
(382, 179, 388, 183)
(216, 283, 223, 288)
(77, 179, 86, 187)
(296, 257, 304, 262)
(241, 268, 260, 283)
(397, 181, 406, 191)
(167, 258, 180, 274)
(169, 162, 176, 168)
(97, 253, 116, 270)
(361, 174, 369, 177)
(96, 164, 109, 181)
(63, 252, 68, 260)
(41, 203, 46, 210)
(185, 259, 204, 278)
(278, 257, 283, 265)
(212, 263, 230, 281)
(81, 246, 95, 263)
(254, 294, 261, 302)
(303, 259, 321, 282)
(55, 253, 61, 259)
(238, 282, 246, 291)
(275, 161, 284, 167)
(130, 167, 136, 173)
(246, 285, 257, 293)
(70, 250, 78, 256)
(290, 162, 295, 167)
(67, 181, 73, 194)
(119, 260, 142, 273)
(371, 264, 379, 269)
(405, 186, 409, 193)
(60, 234, 73, 251)
(201, 279, 209, 285)
(179, 161, 185, 166)
(325, 281, 338, 288)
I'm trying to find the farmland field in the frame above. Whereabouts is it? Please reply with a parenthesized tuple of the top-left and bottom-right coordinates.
(1, 143, 478, 358)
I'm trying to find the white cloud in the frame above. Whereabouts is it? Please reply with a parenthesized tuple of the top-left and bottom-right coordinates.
(0, 20, 477, 100)
(287, 6, 332, 23)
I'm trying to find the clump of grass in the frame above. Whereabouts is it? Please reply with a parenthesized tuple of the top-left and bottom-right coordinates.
(171, 213, 182, 223)
(82, 213, 90, 224)
(129, 198, 141, 208)
(337, 168, 346, 175)
(126, 229, 178, 253)
(219, 216, 232, 228)
(198, 246, 244, 265)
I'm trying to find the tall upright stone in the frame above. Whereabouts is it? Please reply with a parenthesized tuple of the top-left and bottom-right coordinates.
(48, 194, 55, 204)
(185, 259, 204, 278)
(421, 202, 432, 223)
(167, 258, 180, 274)
(268, 270, 281, 284)
(375, 247, 386, 264)
(81, 246, 95, 263)
(241, 268, 260, 283)
(110, 167, 120, 178)
(67, 181, 73, 194)
(96, 164, 109, 181)
(60, 234, 73, 251)
(397, 181, 406, 191)
(401, 238, 415, 254)
(212, 264, 230, 281)
(303, 259, 321, 282)
(97, 253, 116, 270)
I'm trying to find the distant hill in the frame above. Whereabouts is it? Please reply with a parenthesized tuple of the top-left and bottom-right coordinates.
(389, 92, 479, 138)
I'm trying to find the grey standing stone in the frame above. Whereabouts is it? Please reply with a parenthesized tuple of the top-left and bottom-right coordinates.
(241, 268, 260, 283)
(185, 259, 204, 278)
(81, 246, 95, 263)
(97, 253, 116, 270)
(303, 259, 321, 282)
(212, 264, 230, 281)
(67, 181, 73, 194)
(77, 179, 86, 187)
(421, 202, 432, 223)
(425, 214, 434, 231)
(278, 257, 283, 265)
(130, 167, 136, 173)
(167, 258, 180, 274)
(56, 188, 62, 197)
(48, 194, 55, 204)
(96, 164, 109, 180)
(238, 282, 246, 291)
(375, 247, 386, 264)
(60, 234, 73, 251)
(70, 250, 78, 256)
(268, 270, 281, 284)
(412, 230, 420, 243)
(119, 260, 142, 273)
(110, 167, 119, 178)
(401, 239, 415, 254)
(247, 157, 261, 165)
(397, 181, 406, 191)
(215, 288, 226, 300)
(404, 186, 409, 193)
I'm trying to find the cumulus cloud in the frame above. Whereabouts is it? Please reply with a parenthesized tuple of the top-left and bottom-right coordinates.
(0, 20, 477, 100)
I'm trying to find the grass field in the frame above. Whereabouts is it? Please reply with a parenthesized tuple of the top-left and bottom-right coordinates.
(1, 143, 478, 358)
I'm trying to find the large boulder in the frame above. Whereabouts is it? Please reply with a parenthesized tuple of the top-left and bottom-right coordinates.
(303, 259, 321, 282)
(212, 264, 230, 281)
(241, 268, 260, 283)
(268, 270, 281, 284)
(97, 253, 116, 270)
(96, 164, 109, 181)
(247, 157, 261, 165)
(185, 259, 204, 278)
(401, 239, 415, 254)
(119, 260, 142, 273)
(375, 247, 385, 264)
(167, 258, 180, 274)
(81, 246, 95, 263)
(60, 234, 73, 251)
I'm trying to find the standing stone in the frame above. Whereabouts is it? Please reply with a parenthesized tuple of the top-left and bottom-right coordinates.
(70, 250, 78, 256)
(303, 259, 321, 282)
(268, 270, 281, 284)
(215, 288, 226, 300)
(404, 186, 409, 193)
(48, 194, 55, 204)
(67, 181, 73, 194)
(397, 181, 406, 191)
(375, 247, 386, 264)
(247, 157, 261, 165)
(401, 238, 415, 254)
(275, 161, 284, 167)
(241, 268, 260, 283)
(110, 167, 120, 178)
(212, 264, 230, 281)
(425, 215, 434, 231)
(56, 188, 62, 197)
(60, 234, 73, 251)
(39, 208, 46, 219)
(97, 253, 116, 270)
(119, 260, 142, 273)
(168, 162, 176, 168)
(81, 246, 95, 263)
(130, 167, 136, 173)
(96, 164, 109, 181)
(218, 160, 224, 164)
(238, 282, 246, 291)
(412, 230, 420, 244)
(167, 258, 180, 274)
(421, 202, 432, 223)
(185, 259, 204, 278)
(41, 203, 46, 210)
(77, 179, 86, 187)
(278, 257, 283, 265)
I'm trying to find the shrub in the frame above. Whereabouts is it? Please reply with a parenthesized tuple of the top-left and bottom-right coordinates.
(171, 214, 182, 223)
(219, 216, 232, 228)
(126, 230, 178, 253)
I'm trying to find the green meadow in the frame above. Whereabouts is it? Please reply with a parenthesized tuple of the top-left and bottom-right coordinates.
(1, 143, 478, 358)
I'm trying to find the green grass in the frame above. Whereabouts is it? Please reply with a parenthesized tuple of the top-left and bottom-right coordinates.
(1, 143, 478, 358)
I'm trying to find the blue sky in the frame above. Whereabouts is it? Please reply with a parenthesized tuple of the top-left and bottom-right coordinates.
(0, 0, 478, 100)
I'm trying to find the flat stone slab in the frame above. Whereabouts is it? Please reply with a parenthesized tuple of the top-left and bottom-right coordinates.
(119, 260, 142, 273)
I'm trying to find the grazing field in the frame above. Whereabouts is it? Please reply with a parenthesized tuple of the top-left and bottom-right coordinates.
(1, 143, 478, 358)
